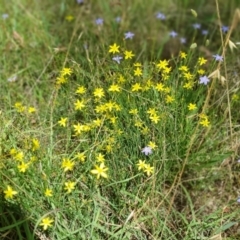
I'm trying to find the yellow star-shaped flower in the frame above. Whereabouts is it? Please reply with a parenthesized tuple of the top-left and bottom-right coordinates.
(109, 43, 120, 54)
(4, 186, 18, 200)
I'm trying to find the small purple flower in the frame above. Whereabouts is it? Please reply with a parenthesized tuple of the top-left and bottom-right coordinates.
(237, 159, 240, 163)
(95, 18, 103, 25)
(202, 30, 208, 35)
(213, 54, 223, 62)
(112, 55, 123, 64)
(237, 197, 240, 203)
(156, 12, 166, 20)
(180, 37, 186, 44)
(76, 0, 84, 3)
(141, 146, 153, 156)
(221, 25, 229, 33)
(199, 75, 210, 85)
(124, 31, 134, 39)
(115, 16, 121, 23)
(2, 13, 9, 20)
(169, 31, 178, 38)
(192, 23, 201, 29)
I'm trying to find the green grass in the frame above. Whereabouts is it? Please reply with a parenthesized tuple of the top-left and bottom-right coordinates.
(1, 0, 240, 239)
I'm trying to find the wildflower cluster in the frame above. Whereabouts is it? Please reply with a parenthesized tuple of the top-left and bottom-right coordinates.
(56, 67, 73, 85)
(2, 2, 230, 236)
(14, 102, 36, 114)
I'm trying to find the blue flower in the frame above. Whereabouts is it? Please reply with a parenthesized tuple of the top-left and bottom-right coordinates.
(124, 32, 134, 39)
(169, 31, 178, 38)
(141, 146, 153, 156)
(2, 13, 9, 20)
(192, 23, 201, 29)
(199, 75, 210, 85)
(213, 54, 223, 62)
(201, 30, 208, 35)
(95, 18, 103, 25)
(237, 197, 240, 203)
(112, 55, 123, 64)
(156, 12, 166, 20)
(180, 37, 186, 44)
(76, 0, 84, 3)
(221, 25, 229, 33)
(115, 16, 121, 23)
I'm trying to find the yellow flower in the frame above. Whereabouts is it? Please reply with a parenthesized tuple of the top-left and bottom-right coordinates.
(200, 118, 210, 127)
(133, 62, 142, 67)
(156, 60, 169, 70)
(183, 81, 194, 90)
(183, 72, 194, 80)
(44, 188, 53, 197)
(75, 152, 86, 162)
(32, 138, 40, 151)
(155, 83, 165, 92)
(105, 101, 115, 111)
(141, 127, 149, 135)
(131, 83, 142, 92)
(64, 181, 76, 193)
(144, 164, 154, 176)
(162, 66, 171, 74)
(108, 84, 121, 92)
(149, 114, 160, 124)
(232, 94, 239, 101)
(10, 148, 17, 156)
(28, 107, 36, 113)
(56, 76, 67, 85)
(58, 117, 68, 127)
(60, 68, 72, 76)
(73, 122, 84, 135)
(65, 15, 74, 22)
(92, 118, 103, 127)
(188, 103, 197, 111)
(93, 88, 105, 98)
(197, 69, 205, 75)
(166, 95, 175, 103)
(134, 121, 143, 127)
(91, 162, 108, 179)
(148, 141, 157, 149)
(61, 158, 75, 172)
(95, 104, 107, 113)
(4, 186, 18, 200)
(14, 151, 24, 161)
(74, 99, 85, 111)
(117, 75, 126, 83)
(96, 153, 105, 163)
(14, 102, 26, 113)
(137, 160, 147, 170)
(198, 57, 207, 66)
(129, 109, 138, 115)
(147, 108, 157, 116)
(134, 67, 142, 76)
(17, 162, 30, 173)
(109, 116, 117, 124)
(75, 86, 86, 94)
(163, 87, 170, 93)
(109, 43, 120, 54)
(40, 217, 54, 230)
(105, 144, 113, 153)
(178, 65, 189, 72)
(179, 51, 187, 59)
(124, 50, 135, 59)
